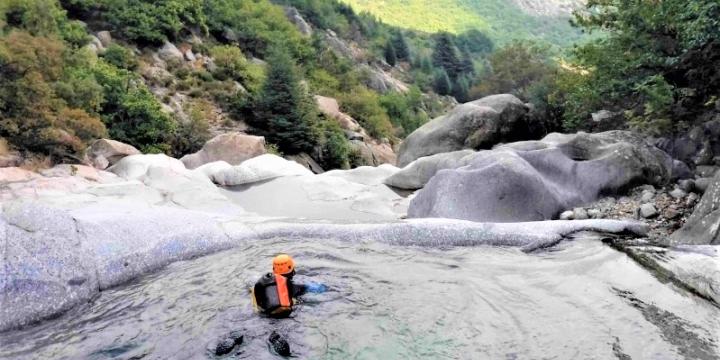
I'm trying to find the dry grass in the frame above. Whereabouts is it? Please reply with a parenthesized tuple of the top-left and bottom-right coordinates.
(0, 138, 9, 156)
(19, 154, 52, 172)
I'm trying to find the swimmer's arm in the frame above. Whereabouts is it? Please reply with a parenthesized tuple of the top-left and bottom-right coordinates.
(293, 282, 327, 296)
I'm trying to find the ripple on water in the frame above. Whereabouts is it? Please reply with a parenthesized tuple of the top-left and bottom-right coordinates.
(1, 234, 718, 359)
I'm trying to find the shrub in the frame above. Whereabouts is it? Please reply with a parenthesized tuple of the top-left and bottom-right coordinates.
(102, 44, 138, 70)
(171, 99, 212, 156)
(102, 0, 207, 44)
(339, 86, 393, 139)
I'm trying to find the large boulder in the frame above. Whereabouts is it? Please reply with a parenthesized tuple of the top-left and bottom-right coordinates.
(397, 94, 535, 167)
(350, 140, 397, 166)
(84, 138, 141, 170)
(668, 172, 720, 245)
(408, 131, 675, 222)
(194, 154, 312, 186)
(655, 119, 720, 166)
(385, 150, 476, 190)
(180, 132, 266, 170)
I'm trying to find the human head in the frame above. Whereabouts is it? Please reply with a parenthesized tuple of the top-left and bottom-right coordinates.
(273, 254, 295, 276)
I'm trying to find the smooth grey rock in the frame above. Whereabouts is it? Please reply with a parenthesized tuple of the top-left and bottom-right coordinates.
(669, 172, 720, 245)
(678, 179, 695, 193)
(196, 155, 312, 186)
(385, 150, 476, 190)
(641, 190, 655, 203)
(669, 188, 687, 199)
(397, 94, 533, 167)
(696, 165, 719, 178)
(409, 131, 674, 222)
(573, 208, 589, 220)
(284, 7, 312, 36)
(322, 164, 399, 186)
(671, 159, 692, 180)
(639, 204, 658, 218)
(84, 138, 140, 170)
(158, 41, 183, 62)
(559, 210, 574, 220)
(96, 31, 112, 47)
(587, 209, 603, 219)
(695, 178, 712, 194)
(180, 132, 266, 170)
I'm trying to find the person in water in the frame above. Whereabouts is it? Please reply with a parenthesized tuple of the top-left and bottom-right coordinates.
(251, 254, 326, 318)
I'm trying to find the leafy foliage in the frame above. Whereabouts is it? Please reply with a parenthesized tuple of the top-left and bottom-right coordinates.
(0, 31, 106, 158)
(339, 86, 393, 139)
(557, 0, 720, 132)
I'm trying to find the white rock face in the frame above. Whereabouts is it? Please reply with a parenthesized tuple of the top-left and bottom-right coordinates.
(195, 154, 312, 186)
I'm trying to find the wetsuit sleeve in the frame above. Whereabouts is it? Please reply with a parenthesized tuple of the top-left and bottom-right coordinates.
(292, 283, 308, 297)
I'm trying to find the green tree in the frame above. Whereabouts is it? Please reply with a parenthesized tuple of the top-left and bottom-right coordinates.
(339, 85, 393, 139)
(391, 31, 409, 60)
(433, 69, 452, 96)
(432, 32, 461, 79)
(452, 76, 470, 103)
(384, 40, 397, 66)
(253, 46, 317, 154)
(456, 29, 493, 55)
(474, 40, 555, 100)
(562, 0, 720, 132)
(103, 0, 206, 44)
(102, 43, 138, 70)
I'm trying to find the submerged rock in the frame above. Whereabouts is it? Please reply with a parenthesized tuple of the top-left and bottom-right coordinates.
(397, 94, 535, 167)
(408, 131, 675, 222)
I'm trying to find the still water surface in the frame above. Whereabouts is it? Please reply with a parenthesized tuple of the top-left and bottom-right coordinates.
(1, 235, 718, 359)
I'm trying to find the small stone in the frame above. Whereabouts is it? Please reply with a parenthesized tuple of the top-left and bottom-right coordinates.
(677, 179, 695, 193)
(184, 49, 196, 62)
(639, 204, 658, 219)
(96, 31, 112, 47)
(573, 208, 588, 220)
(669, 188, 687, 199)
(664, 208, 681, 220)
(638, 185, 656, 193)
(619, 196, 632, 204)
(587, 209, 603, 219)
(686, 193, 699, 206)
(559, 210, 574, 220)
(640, 190, 655, 203)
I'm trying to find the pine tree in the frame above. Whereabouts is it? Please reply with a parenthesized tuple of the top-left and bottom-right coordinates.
(391, 31, 410, 60)
(452, 76, 470, 102)
(432, 32, 462, 79)
(254, 47, 316, 154)
(433, 69, 452, 96)
(384, 40, 397, 66)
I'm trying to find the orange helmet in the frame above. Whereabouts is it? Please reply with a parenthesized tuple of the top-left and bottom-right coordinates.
(273, 254, 295, 275)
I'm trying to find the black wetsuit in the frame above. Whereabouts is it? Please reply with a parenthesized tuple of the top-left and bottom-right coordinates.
(252, 272, 307, 318)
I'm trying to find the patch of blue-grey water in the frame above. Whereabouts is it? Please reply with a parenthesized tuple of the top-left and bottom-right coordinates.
(1, 234, 718, 359)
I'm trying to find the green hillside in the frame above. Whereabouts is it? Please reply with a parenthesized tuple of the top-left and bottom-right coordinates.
(339, 0, 585, 46)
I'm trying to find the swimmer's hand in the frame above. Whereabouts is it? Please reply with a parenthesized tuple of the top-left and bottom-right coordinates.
(305, 282, 327, 294)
